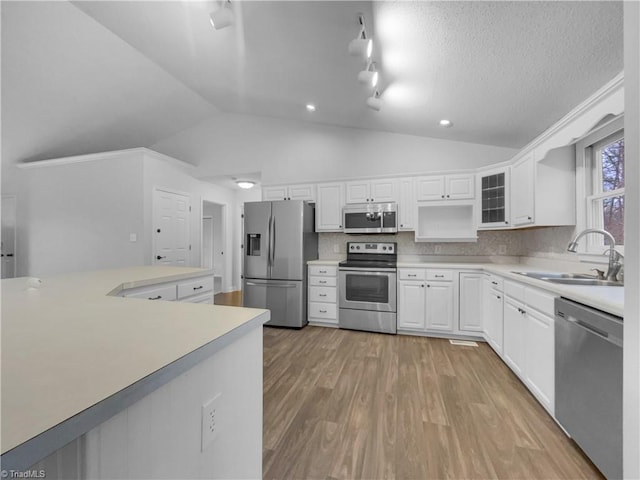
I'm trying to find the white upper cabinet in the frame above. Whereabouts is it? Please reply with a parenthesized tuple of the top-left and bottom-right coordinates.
(511, 153, 535, 226)
(415, 174, 475, 201)
(397, 177, 415, 231)
(345, 178, 397, 204)
(315, 183, 344, 232)
(478, 166, 511, 229)
(509, 146, 575, 229)
(263, 184, 316, 202)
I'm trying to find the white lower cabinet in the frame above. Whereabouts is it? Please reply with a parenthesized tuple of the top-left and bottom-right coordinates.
(308, 264, 338, 326)
(525, 308, 555, 413)
(121, 274, 213, 304)
(397, 280, 426, 330)
(397, 268, 454, 334)
(483, 278, 504, 355)
(502, 280, 556, 415)
(425, 281, 454, 331)
(503, 296, 526, 376)
(458, 272, 484, 332)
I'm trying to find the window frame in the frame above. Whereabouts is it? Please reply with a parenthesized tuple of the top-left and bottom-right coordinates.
(575, 115, 625, 256)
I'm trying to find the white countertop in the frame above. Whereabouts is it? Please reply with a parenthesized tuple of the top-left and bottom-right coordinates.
(1, 266, 269, 458)
(310, 259, 624, 317)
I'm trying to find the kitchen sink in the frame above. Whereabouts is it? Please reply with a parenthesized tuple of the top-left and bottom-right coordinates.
(512, 271, 623, 287)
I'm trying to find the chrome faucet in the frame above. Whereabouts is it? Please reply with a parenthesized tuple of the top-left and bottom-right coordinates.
(567, 228, 622, 282)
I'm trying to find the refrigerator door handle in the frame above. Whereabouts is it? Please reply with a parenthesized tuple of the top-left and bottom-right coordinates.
(245, 282, 296, 288)
(267, 215, 273, 272)
(271, 216, 276, 267)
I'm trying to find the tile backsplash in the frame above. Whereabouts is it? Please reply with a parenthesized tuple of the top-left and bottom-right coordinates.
(319, 226, 589, 263)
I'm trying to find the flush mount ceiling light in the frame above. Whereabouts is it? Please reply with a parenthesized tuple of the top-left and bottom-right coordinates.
(348, 14, 372, 59)
(367, 90, 382, 111)
(209, 1, 234, 30)
(358, 60, 379, 88)
(306, 104, 316, 112)
(439, 119, 453, 127)
(236, 180, 255, 189)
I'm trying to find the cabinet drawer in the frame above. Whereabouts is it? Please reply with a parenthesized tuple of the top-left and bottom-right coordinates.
(426, 270, 453, 281)
(309, 276, 337, 287)
(309, 265, 337, 277)
(504, 280, 526, 302)
(309, 286, 337, 303)
(399, 269, 426, 281)
(177, 276, 214, 299)
(486, 274, 504, 291)
(309, 302, 337, 319)
(525, 287, 556, 317)
(181, 292, 214, 304)
(124, 283, 177, 301)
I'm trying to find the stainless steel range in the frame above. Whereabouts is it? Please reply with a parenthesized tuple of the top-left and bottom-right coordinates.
(338, 242, 397, 334)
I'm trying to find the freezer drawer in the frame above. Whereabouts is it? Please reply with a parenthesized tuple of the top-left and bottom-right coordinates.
(243, 278, 306, 328)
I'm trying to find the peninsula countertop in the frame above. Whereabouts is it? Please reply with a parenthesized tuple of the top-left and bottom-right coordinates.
(1, 266, 269, 466)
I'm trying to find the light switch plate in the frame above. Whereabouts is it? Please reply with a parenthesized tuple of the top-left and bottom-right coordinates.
(129, 233, 137, 242)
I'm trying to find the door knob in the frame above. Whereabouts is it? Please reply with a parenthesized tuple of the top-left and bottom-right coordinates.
(156, 255, 166, 260)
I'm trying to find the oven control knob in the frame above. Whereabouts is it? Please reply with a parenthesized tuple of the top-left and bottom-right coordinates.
(382, 246, 387, 250)
(350, 245, 354, 250)
(356, 246, 360, 250)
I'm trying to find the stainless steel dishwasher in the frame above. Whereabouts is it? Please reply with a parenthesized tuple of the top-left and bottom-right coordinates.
(555, 297, 623, 480)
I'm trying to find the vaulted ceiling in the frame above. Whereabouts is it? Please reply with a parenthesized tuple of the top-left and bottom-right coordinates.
(1, 1, 623, 167)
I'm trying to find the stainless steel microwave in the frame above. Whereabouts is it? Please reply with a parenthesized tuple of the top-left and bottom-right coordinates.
(342, 203, 398, 234)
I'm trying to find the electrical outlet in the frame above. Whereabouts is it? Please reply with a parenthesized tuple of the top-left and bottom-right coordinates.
(201, 393, 221, 451)
(129, 233, 137, 242)
(498, 244, 507, 255)
(434, 245, 442, 254)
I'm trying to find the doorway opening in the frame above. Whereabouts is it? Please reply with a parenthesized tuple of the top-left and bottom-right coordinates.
(202, 200, 226, 296)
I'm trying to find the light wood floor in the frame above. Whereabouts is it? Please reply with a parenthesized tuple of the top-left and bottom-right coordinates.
(263, 326, 603, 480)
(214, 290, 242, 306)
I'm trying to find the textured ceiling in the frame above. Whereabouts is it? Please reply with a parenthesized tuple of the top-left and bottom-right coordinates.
(1, 1, 624, 170)
(72, 0, 623, 148)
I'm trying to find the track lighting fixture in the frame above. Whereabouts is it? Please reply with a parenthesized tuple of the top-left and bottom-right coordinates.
(348, 14, 372, 59)
(367, 90, 382, 111)
(358, 60, 378, 87)
(209, 1, 234, 30)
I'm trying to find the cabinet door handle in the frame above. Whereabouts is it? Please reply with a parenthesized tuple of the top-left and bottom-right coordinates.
(193, 286, 203, 291)
(319, 294, 327, 297)
(148, 295, 162, 300)
(497, 295, 501, 299)
(527, 216, 532, 220)
(491, 281, 498, 285)
(441, 195, 445, 198)
(421, 284, 425, 288)
(408, 274, 417, 277)
(319, 270, 327, 274)
(319, 280, 327, 284)
(446, 195, 450, 198)
(427, 284, 431, 288)
(435, 275, 444, 278)
(319, 309, 327, 313)
(156, 255, 166, 260)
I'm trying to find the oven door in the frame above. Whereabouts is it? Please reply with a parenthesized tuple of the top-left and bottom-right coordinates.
(339, 269, 397, 312)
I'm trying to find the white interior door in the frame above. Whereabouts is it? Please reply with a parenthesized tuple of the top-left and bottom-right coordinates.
(1, 195, 17, 278)
(153, 189, 190, 266)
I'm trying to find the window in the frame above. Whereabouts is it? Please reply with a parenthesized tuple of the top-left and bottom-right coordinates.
(577, 116, 624, 254)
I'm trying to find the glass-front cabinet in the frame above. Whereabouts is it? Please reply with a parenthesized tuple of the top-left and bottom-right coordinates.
(478, 167, 510, 228)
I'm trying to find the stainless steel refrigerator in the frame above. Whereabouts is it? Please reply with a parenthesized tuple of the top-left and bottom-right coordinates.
(242, 200, 318, 328)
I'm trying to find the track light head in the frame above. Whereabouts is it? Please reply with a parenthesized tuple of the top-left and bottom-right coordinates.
(367, 90, 382, 111)
(210, 2, 234, 30)
(348, 37, 372, 58)
(358, 61, 378, 87)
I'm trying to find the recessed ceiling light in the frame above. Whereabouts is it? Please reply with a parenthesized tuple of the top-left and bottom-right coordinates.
(236, 180, 255, 189)
(439, 119, 453, 127)
(306, 104, 316, 112)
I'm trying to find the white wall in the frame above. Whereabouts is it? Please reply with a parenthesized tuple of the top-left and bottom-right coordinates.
(142, 152, 239, 292)
(8, 152, 146, 277)
(623, 2, 640, 478)
(151, 113, 519, 185)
